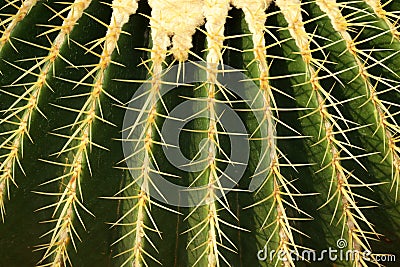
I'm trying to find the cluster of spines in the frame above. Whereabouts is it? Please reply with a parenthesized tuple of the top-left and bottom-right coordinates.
(364, 0, 400, 40)
(233, 0, 306, 265)
(0, 0, 38, 51)
(112, 0, 187, 265)
(32, 0, 139, 265)
(361, 0, 400, 202)
(189, 2, 233, 266)
(0, 0, 91, 225)
(118, 1, 281, 266)
(118, 0, 237, 265)
(275, 0, 382, 265)
(317, 0, 400, 209)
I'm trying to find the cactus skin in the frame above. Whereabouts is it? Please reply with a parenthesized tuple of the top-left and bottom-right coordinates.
(0, 0, 400, 266)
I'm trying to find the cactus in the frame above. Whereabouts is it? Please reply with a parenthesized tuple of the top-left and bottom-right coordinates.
(0, 0, 400, 266)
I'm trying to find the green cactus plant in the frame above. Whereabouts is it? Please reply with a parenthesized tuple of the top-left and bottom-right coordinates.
(0, 0, 400, 266)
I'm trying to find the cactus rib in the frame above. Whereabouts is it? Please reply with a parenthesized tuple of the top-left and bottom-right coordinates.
(276, 0, 380, 265)
(35, 0, 137, 265)
(317, 0, 400, 203)
(0, 0, 91, 223)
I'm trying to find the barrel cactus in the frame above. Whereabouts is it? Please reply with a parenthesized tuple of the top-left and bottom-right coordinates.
(0, 0, 399, 266)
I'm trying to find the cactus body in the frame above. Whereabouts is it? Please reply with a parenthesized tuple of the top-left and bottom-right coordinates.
(0, 0, 399, 266)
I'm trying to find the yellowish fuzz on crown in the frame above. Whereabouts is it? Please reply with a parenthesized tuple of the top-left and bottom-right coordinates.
(148, 0, 204, 61)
